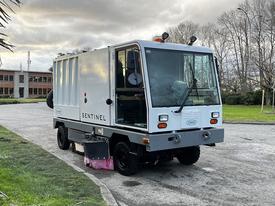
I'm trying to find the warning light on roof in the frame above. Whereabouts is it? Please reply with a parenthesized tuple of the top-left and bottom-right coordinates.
(161, 32, 169, 41)
(188, 36, 197, 46)
(153, 36, 162, 42)
(153, 32, 169, 43)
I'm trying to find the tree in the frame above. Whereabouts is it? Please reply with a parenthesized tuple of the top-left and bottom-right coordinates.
(200, 24, 231, 92)
(233, 0, 275, 104)
(164, 0, 274, 105)
(0, 0, 21, 51)
(251, 0, 275, 104)
(218, 7, 252, 95)
(167, 21, 199, 44)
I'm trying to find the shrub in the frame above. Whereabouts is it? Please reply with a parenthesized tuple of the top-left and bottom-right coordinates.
(222, 90, 262, 105)
(223, 94, 242, 105)
(242, 90, 262, 105)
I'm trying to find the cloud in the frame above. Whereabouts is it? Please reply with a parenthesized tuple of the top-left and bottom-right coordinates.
(0, 0, 243, 71)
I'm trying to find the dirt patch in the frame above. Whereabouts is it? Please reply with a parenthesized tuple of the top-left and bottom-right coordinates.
(123, 181, 142, 187)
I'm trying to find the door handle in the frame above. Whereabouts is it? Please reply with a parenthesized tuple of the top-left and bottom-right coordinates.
(106, 99, 113, 105)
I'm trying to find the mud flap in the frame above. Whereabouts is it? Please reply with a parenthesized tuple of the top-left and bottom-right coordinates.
(84, 141, 114, 170)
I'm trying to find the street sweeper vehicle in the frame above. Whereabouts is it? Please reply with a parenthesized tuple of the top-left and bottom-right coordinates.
(49, 33, 224, 176)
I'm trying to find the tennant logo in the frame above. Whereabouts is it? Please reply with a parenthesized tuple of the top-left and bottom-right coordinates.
(82, 113, 106, 121)
(186, 119, 197, 126)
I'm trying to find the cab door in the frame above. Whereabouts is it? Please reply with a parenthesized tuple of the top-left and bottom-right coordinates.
(112, 45, 147, 129)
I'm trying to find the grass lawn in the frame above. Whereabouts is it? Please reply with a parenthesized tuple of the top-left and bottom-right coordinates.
(0, 98, 46, 105)
(0, 126, 106, 206)
(223, 105, 275, 123)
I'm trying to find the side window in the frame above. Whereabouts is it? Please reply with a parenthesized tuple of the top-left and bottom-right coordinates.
(116, 50, 126, 88)
(116, 47, 142, 89)
(195, 55, 215, 89)
(126, 48, 142, 88)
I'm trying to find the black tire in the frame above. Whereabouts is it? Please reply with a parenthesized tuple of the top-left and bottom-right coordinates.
(46, 90, 54, 109)
(113, 142, 138, 176)
(71, 142, 76, 153)
(176, 146, 200, 165)
(57, 126, 70, 150)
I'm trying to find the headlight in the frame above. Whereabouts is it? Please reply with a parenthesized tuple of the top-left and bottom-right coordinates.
(211, 112, 220, 118)
(159, 114, 169, 122)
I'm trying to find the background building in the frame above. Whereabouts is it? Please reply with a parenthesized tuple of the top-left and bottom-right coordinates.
(0, 69, 52, 98)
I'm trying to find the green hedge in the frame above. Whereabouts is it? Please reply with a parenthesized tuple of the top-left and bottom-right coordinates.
(0, 98, 46, 105)
(222, 90, 262, 105)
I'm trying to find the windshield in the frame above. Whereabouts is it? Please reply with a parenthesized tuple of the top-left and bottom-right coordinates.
(145, 48, 220, 107)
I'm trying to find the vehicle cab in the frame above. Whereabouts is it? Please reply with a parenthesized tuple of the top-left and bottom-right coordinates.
(112, 40, 222, 134)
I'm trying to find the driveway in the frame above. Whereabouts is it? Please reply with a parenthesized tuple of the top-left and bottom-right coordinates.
(0, 103, 275, 206)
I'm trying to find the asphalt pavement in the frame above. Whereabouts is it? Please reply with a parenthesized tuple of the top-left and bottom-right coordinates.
(0, 103, 274, 206)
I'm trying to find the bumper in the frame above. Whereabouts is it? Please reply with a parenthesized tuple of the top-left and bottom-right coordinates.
(146, 128, 224, 152)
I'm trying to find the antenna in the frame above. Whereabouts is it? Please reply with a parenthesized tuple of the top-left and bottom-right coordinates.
(27, 51, 31, 71)
(20, 62, 23, 72)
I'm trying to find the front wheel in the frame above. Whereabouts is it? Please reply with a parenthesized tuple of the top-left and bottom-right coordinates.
(113, 142, 138, 176)
(176, 146, 200, 165)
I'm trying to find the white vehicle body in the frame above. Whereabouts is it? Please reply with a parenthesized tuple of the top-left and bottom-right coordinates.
(53, 40, 222, 132)
(52, 39, 224, 175)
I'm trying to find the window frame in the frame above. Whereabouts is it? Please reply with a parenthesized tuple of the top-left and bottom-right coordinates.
(4, 88, 8, 94)
(19, 75, 24, 83)
(114, 44, 148, 130)
(9, 88, 14, 95)
(144, 47, 221, 108)
(9, 75, 14, 81)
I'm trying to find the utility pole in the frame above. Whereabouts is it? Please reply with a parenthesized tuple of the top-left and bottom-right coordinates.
(27, 51, 31, 71)
(20, 62, 23, 72)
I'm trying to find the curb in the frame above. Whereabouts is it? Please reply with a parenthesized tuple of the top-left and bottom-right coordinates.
(223, 121, 275, 125)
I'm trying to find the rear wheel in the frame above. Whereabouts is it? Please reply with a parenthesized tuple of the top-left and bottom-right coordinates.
(113, 142, 138, 176)
(176, 146, 200, 165)
(57, 126, 70, 150)
(71, 142, 76, 152)
(46, 90, 53, 109)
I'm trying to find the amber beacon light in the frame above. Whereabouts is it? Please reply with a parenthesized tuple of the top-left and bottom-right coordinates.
(210, 119, 218, 124)
(158, 122, 167, 129)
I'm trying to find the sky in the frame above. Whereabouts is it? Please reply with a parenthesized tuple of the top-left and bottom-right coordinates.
(0, 0, 244, 71)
